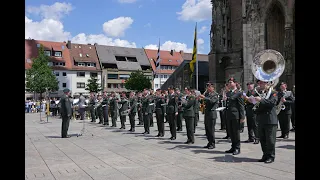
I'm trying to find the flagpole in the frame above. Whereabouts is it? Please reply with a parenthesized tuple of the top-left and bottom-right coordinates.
(195, 23, 198, 90)
(158, 38, 161, 89)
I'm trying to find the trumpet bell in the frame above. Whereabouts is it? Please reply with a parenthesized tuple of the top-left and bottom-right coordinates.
(252, 49, 285, 82)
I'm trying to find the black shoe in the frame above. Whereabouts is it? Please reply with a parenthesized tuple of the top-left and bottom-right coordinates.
(223, 136, 230, 139)
(232, 149, 240, 155)
(203, 144, 209, 148)
(258, 157, 267, 162)
(240, 129, 244, 133)
(120, 127, 123, 129)
(264, 158, 274, 164)
(290, 128, 295, 132)
(156, 134, 160, 137)
(283, 135, 289, 139)
(245, 139, 254, 143)
(184, 141, 190, 144)
(170, 137, 176, 140)
(129, 129, 132, 132)
(277, 135, 284, 138)
(254, 140, 260, 144)
(208, 144, 215, 149)
(132, 129, 135, 132)
(225, 149, 234, 153)
(160, 134, 164, 137)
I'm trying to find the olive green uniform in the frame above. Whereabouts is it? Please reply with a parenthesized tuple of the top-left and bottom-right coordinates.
(142, 95, 152, 134)
(167, 93, 178, 139)
(177, 93, 184, 131)
(137, 96, 143, 125)
(194, 98, 200, 132)
(89, 97, 96, 122)
(118, 97, 129, 129)
(109, 97, 118, 127)
(155, 95, 166, 137)
(60, 94, 72, 138)
(96, 99, 104, 124)
(203, 92, 219, 147)
(129, 97, 137, 131)
(182, 94, 196, 143)
(255, 90, 278, 162)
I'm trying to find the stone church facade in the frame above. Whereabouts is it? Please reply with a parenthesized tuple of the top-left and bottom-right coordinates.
(208, 0, 295, 90)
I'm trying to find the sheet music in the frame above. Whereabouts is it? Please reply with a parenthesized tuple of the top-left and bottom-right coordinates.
(195, 90, 201, 96)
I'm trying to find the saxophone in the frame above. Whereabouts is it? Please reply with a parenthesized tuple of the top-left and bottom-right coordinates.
(276, 92, 286, 115)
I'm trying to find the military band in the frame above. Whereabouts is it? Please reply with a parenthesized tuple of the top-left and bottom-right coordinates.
(61, 76, 294, 165)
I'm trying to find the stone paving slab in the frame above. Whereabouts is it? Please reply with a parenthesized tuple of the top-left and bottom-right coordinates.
(25, 113, 295, 180)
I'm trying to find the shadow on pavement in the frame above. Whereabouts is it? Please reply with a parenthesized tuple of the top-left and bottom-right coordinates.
(192, 149, 226, 154)
(144, 137, 168, 140)
(277, 145, 295, 150)
(210, 155, 259, 162)
(158, 140, 183, 144)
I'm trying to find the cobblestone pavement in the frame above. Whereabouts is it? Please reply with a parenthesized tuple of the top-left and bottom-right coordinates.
(25, 113, 295, 180)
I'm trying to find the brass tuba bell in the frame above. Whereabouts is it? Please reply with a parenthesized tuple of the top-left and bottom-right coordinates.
(251, 49, 285, 88)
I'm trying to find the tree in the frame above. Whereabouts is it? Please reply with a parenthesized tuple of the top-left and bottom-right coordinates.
(124, 71, 152, 91)
(85, 76, 102, 93)
(26, 45, 59, 99)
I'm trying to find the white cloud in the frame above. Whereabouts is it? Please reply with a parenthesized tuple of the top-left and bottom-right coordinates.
(199, 26, 207, 34)
(102, 17, 133, 37)
(118, 0, 137, 3)
(145, 39, 205, 53)
(25, 16, 71, 42)
(25, 3, 137, 48)
(72, 33, 136, 48)
(177, 0, 212, 22)
(26, 2, 73, 20)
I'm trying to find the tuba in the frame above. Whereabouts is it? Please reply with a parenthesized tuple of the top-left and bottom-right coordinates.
(251, 49, 285, 112)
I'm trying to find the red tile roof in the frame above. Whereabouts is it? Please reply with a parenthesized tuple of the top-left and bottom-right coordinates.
(69, 43, 101, 71)
(25, 39, 72, 70)
(144, 49, 184, 72)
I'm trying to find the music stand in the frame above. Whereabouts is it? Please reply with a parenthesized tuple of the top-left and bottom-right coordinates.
(77, 105, 93, 137)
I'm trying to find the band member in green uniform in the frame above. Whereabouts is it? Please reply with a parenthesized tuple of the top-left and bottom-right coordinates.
(253, 79, 278, 163)
(155, 89, 166, 137)
(102, 91, 109, 126)
(118, 92, 129, 129)
(89, 92, 96, 123)
(167, 86, 178, 140)
(60, 88, 72, 138)
(109, 91, 118, 127)
(176, 88, 184, 131)
(96, 94, 104, 124)
(142, 89, 151, 134)
(137, 92, 143, 125)
(224, 78, 245, 155)
(182, 87, 196, 144)
(199, 83, 219, 149)
(128, 91, 137, 132)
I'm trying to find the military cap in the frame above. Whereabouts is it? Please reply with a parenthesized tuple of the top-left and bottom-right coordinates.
(156, 88, 161, 91)
(175, 88, 180, 91)
(280, 82, 287, 85)
(246, 82, 254, 85)
(228, 77, 236, 82)
(63, 88, 70, 93)
(168, 85, 174, 90)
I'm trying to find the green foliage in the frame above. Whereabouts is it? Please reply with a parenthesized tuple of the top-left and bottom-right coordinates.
(25, 45, 59, 95)
(85, 76, 102, 93)
(124, 71, 152, 91)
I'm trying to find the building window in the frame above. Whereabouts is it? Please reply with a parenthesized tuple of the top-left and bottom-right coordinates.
(107, 74, 118, 79)
(164, 75, 168, 78)
(78, 62, 85, 66)
(77, 82, 85, 88)
(160, 75, 163, 78)
(62, 83, 66, 88)
(87, 63, 95, 67)
(155, 84, 159, 88)
(79, 53, 82, 57)
(119, 74, 130, 79)
(26, 59, 31, 63)
(107, 84, 111, 88)
(44, 50, 51, 56)
(54, 51, 62, 57)
(62, 72, 67, 76)
(90, 72, 98, 77)
(126, 57, 138, 62)
(115, 56, 126, 61)
(77, 72, 85, 77)
(36, 44, 40, 48)
(48, 62, 53, 66)
(155, 75, 158, 78)
(89, 46, 92, 49)
(55, 72, 59, 76)
(113, 84, 118, 88)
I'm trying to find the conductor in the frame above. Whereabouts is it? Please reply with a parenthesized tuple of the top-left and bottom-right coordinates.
(60, 88, 72, 138)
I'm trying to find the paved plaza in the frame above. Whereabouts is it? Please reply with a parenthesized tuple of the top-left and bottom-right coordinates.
(25, 113, 295, 180)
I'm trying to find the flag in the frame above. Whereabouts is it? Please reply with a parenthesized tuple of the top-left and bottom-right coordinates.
(155, 40, 161, 68)
(189, 23, 197, 74)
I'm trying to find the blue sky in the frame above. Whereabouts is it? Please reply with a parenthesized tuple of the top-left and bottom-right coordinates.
(25, 0, 212, 54)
